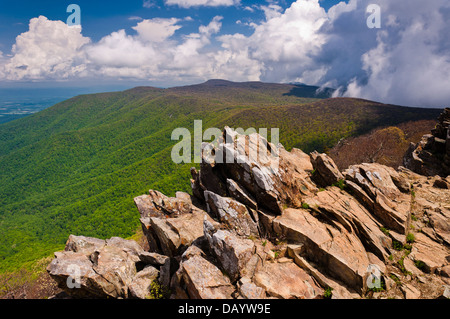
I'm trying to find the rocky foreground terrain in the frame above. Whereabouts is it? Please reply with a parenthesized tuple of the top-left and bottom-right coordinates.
(404, 108, 450, 177)
(47, 109, 450, 299)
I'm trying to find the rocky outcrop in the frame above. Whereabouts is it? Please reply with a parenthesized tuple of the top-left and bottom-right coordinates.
(310, 151, 344, 187)
(344, 163, 411, 234)
(48, 118, 450, 299)
(404, 108, 450, 177)
(47, 235, 175, 299)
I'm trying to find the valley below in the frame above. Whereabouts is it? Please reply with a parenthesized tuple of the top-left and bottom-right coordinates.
(0, 80, 446, 299)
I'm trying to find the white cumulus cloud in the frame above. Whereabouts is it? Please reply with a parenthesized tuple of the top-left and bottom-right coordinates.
(83, 16, 224, 82)
(132, 18, 182, 42)
(216, 0, 329, 83)
(1, 16, 90, 81)
(339, 0, 450, 107)
(1, 0, 450, 107)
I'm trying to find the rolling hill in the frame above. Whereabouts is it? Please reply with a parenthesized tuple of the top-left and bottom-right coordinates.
(0, 80, 443, 272)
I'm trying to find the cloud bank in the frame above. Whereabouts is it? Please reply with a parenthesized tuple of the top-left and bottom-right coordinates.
(2, 16, 90, 81)
(1, 0, 450, 108)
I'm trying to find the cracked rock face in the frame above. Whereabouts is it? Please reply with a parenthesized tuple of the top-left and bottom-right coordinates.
(47, 235, 174, 299)
(48, 121, 450, 299)
(404, 107, 450, 177)
(203, 219, 256, 282)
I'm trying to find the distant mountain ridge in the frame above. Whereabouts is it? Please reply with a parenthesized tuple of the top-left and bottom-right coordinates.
(169, 79, 335, 99)
(0, 80, 442, 274)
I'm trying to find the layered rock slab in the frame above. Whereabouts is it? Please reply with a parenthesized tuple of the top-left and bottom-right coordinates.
(192, 127, 318, 214)
(273, 208, 370, 291)
(253, 261, 323, 299)
(47, 235, 170, 299)
(344, 163, 410, 234)
(179, 255, 235, 299)
(48, 123, 450, 300)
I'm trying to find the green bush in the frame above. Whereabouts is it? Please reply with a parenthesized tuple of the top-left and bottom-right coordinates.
(148, 280, 170, 299)
(323, 287, 333, 299)
(406, 233, 415, 244)
(392, 240, 404, 251)
(333, 179, 346, 190)
(380, 227, 390, 236)
(414, 260, 426, 271)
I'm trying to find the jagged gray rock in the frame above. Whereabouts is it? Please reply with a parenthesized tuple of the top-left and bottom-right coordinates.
(129, 266, 159, 299)
(203, 219, 255, 282)
(47, 236, 172, 299)
(310, 151, 344, 187)
(48, 121, 450, 300)
(204, 190, 259, 237)
(179, 254, 235, 299)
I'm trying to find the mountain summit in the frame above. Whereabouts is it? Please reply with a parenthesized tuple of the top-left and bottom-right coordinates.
(0, 81, 442, 280)
(47, 110, 450, 299)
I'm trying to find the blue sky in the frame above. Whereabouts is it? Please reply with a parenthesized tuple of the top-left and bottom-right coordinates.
(0, 0, 449, 107)
(0, 0, 344, 51)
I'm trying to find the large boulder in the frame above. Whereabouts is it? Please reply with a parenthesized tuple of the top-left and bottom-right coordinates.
(179, 255, 235, 299)
(47, 251, 99, 298)
(146, 210, 215, 257)
(204, 219, 256, 282)
(47, 235, 175, 299)
(204, 190, 259, 237)
(344, 163, 410, 234)
(253, 261, 323, 299)
(47, 236, 144, 299)
(310, 151, 344, 187)
(273, 208, 370, 291)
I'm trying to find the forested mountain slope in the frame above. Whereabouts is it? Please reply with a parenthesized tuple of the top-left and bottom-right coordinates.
(0, 80, 442, 271)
